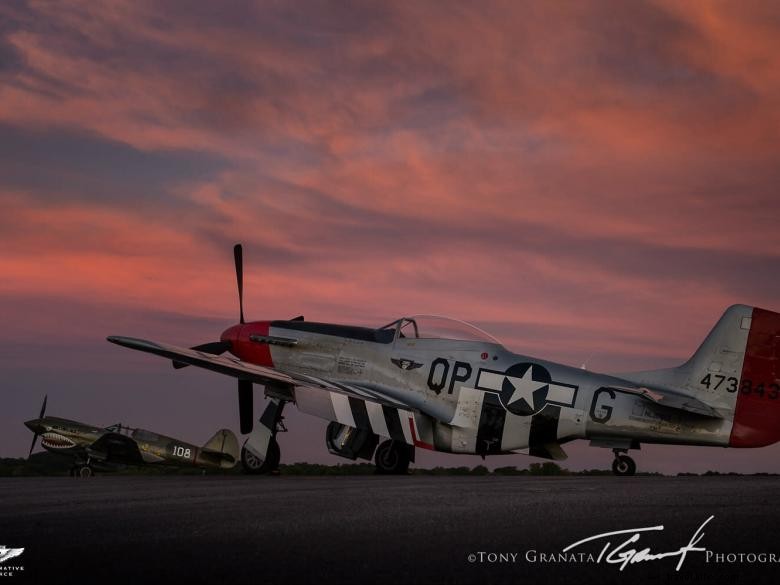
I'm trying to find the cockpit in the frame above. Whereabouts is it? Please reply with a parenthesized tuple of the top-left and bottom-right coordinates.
(105, 423, 134, 436)
(379, 315, 501, 344)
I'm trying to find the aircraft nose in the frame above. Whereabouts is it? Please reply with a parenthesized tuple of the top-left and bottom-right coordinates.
(24, 419, 42, 433)
(220, 324, 243, 344)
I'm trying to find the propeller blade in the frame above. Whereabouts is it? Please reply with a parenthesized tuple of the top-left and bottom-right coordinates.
(172, 341, 232, 369)
(238, 379, 253, 434)
(39, 394, 47, 419)
(28, 432, 39, 459)
(234, 244, 245, 324)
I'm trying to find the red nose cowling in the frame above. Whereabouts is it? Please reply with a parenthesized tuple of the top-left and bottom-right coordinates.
(220, 321, 274, 367)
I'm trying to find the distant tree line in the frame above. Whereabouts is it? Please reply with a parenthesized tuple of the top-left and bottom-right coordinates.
(1, 453, 772, 477)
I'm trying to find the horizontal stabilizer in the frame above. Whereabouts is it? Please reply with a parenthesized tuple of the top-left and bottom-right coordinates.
(605, 385, 722, 418)
(198, 429, 239, 469)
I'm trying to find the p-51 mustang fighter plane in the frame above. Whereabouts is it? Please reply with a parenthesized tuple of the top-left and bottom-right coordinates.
(25, 396, 239, 477)
(108, 245, 780, 476)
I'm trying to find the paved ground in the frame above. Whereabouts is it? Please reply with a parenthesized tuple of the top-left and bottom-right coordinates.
(0, 476, 778, 584)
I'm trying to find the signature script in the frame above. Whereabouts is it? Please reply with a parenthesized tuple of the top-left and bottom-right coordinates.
(562, 515, 714, 571)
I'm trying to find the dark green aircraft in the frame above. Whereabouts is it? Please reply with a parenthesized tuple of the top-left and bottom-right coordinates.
(24, 396, 239, 477)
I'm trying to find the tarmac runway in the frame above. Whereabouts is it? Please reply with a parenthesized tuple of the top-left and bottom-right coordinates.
(0, 475, 778, 585)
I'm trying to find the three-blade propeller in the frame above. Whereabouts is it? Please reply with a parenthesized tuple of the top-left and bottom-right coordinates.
(28, 394, 47, 458)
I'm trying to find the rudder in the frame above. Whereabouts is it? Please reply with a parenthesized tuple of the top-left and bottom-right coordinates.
(731, 307, 780, 447)
(621, 304, 780, 447)
(199, 429, 239, 468)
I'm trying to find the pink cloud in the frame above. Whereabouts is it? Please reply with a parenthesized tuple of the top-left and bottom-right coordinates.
(1, 1, 779, 467)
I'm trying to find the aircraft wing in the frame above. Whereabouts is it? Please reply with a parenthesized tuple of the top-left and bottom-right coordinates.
(108, 336, 405, 407)
(108, 336, 296, 386)
(87, 432, 145, 464)
(107, 336, 435, 448)
(604, 384, 722, 418)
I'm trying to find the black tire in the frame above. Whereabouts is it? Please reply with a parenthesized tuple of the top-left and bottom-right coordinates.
(77, 465, 94, 478)
(612, 455, 636, 476)
(374, 440, 411, 475)
(241, 438, 280, 475)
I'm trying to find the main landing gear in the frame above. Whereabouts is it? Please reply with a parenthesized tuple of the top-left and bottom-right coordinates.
(611, 449, 636, 476)
(69, 464, 94, 478)
(374, 440, 413, 475)
(241, 399, 286, 475)
(241, 437, 280, 475)
(326, 423, 412, 474)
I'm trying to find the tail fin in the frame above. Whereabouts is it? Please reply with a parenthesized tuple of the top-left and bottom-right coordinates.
(198, 429, 239, 469)
(621, 304, 780, 447)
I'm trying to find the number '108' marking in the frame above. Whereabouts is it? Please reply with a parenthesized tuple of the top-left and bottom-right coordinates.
(172, 446, 191, 458)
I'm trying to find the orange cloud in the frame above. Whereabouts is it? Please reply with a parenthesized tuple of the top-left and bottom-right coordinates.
(3, 2, 780, 470)
(1, 0, 779, 365)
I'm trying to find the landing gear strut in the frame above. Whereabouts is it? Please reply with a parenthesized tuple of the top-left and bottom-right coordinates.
(241, 399, 286, 475)
(374, 440, 413, 475)
(611, 449, 636, 476)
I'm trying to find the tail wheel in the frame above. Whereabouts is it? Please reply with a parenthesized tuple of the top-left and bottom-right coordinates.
(612, 454, 636, 476)
(374, 440, 411, 475)
(241, 438, 280, 475)
(77, 465, 94, 478)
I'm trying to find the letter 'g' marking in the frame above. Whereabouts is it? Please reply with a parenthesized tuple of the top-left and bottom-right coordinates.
(590, 387, 615, 423)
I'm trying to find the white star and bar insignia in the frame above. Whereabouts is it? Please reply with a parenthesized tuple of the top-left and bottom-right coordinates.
(475, 363, 578, 416)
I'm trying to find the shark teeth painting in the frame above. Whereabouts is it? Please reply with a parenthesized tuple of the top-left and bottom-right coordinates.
(40, 432, 76, 450)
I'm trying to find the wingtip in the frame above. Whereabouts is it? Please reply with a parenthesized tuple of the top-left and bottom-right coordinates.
(106, 335, 134, 346)
(106, 335, 162, 350)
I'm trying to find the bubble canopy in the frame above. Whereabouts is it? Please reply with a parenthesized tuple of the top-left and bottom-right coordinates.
(379, 315, 501, 344)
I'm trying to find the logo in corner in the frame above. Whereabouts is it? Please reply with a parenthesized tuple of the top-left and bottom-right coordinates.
(0, 546, 24, 578)
(0, 548, 23, 565)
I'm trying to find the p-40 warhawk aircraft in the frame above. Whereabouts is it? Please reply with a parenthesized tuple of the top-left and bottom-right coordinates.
(108, 245, 780, 476)
(25, 396, 239, 477)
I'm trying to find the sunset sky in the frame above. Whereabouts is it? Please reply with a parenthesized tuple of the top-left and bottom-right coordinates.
(2, 0, 780, 473)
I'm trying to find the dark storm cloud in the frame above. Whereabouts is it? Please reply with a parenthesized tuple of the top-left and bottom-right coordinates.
(0, 123, 227, 203)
